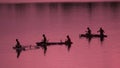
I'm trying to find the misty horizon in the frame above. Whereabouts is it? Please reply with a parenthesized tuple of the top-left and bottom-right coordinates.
(0, 0, 120, 4)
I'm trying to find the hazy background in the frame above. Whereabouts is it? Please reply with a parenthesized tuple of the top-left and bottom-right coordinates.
(0, 0, 120, 3)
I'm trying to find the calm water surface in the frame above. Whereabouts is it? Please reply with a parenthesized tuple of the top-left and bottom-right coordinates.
(0, 2, 120, 68)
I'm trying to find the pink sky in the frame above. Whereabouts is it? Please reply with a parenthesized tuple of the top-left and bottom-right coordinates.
(0, 0, 120, 3)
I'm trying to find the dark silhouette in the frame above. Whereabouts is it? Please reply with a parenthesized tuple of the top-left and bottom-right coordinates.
(14, 39, 24, 58)
(15, 39, 22, 58)
(35, 34, 48, 55)
(87, 36, 92, 43)
(65, 35, 72, 51)
(100, 36, 104, 44)
(97, 27, 105, 43)
(36, 35, 73, 54)
(42, 34, 47, 55)
(16, 39, 20, 46)
(97, 27, 104, 36)
(13, 39, 41, 58)
(80, 27, 107, 43)
(86, 27, 92, 35)
(85, 27, 92, 42)
(13, 35, 73, 58)
(42, 34, 47, 43)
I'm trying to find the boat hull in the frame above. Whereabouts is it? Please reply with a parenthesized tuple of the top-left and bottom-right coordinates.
(80, 34, 107, 38)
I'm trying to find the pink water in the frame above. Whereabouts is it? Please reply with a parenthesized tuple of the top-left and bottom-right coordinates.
(0, 2, 120, 68)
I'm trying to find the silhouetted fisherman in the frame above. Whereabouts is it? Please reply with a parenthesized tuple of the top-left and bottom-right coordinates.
(65, 35, 72, 51)
(66, 35, 71, 42)
(85, 27, 92, 42)
(42, 34, 47, 55)
(16, 39, 21, 48)
(86, 27, 92, 35)
(97, 27, 105, 36)
(15, 39, 22, 58)
(42, 34, 47, 43)
(97, 28, 105, 43)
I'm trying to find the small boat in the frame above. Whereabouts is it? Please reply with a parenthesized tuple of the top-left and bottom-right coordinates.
(80, 34, 107, 38)
(36, 40, 73, 47)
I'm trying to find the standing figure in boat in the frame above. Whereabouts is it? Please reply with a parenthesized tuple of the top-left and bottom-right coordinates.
(15, 39, 22, 58)
(97, 27, 105, 42)
(16, 39, 21, 48)
(97, 27, 105, 36)
(86, 27, 92, 36)
(65, 35, 72, 51)
(42, 34, 47, 55)
(85, 27, 92, 42)
(42, 34, 47, 43)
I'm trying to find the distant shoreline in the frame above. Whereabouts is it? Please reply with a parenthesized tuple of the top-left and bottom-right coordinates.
(0, 1, 120, 4)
